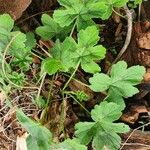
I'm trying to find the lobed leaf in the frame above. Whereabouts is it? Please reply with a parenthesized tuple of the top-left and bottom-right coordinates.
(0, 14, 14, 31)
(0, 14, 35, 72)
(36, 14, 71, 40)
(42, 58, 64, 75)
(53, 0, 128, 30)
(75, 101, 130, 150)
(89, 61, 146, 100)
(89, 73, 111, 92)
(51, 139, 87, 150)
(46, 26, 106, 74)
(92, 130, 121, 150)
(91, 101, 123, 122)
(53, 1, 107, 30)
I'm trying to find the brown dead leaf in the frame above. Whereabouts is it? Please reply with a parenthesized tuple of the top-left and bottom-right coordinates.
(138, 32, 150, 50)
(135, 21, 150, 55)
(121, 105, 148, 124)
(143, 21, 150, 31)
(137, 50, 150, 67)
(0, 0, 32, 20)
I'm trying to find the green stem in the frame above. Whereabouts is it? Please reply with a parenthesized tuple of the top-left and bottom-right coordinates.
(46, 75, 55, 107)
(63, 91, 90, 114)
(31, 52, 44, 60)
(36, 72, 46, 103)
(103, 94, 109, 101)
(60, 61, 79, 138)
(70, 22, 76, 37)
(62, 73, 90, 88)
(63, 91, 75, 95)
(32, 49, 46, 57)
(69, 94, 90, 115)
(40, 75, 55, 124)
(112, 8, 125, 18)
(62, 61, 80, 91)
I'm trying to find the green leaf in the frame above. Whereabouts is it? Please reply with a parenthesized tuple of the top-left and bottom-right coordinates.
(75, 122, 97, 145)
(36, 96, 47, 109)
(103, 122, 130, 133)
(10, 32, 26, 52)
(0, 14, 14, 31)
(113, 0, 129, 7)
(134, 0, 142, 5)
(75, 101, 130, 150)
(8, 72, 25, 85)
(58, 0, 80, 7)
(42, 58, 64, 75)
(110, 61, 145, 84)
(78, 24, 99, 47)
(51, 139, 87, 150)
(36, 14, 71, 40)
(87, 2, 111, 20)
(92, 130, 121, 150)
(26, 135, 40, 150)
(74, 91, 90, 102)
(106, 91, 125, 109)
(10, 32, 32, 71)
(0, 14, 32, 91)
(81, 61, 101, 74)
(53, 9, 77, 28)
(112, 81, 139, 97)
(76, 16, 96, 32)
(0, 14, 34, 72)
(0, 13, 35, 92)
(90, 61, 146, 98)
(25, 32, 36, 50)
(97, 0, 129, 19)
(51, 37, 77, 71)
(36, 14, 58, 39)
(53, 0, 129, 30)
(50, 26, 106, 74)
(16, 109, 52, 150)
(89, 73, 111, 91)
(91, 101, 122, 122)
(100, 0, 128, 7)
(53, 1, 108, 30)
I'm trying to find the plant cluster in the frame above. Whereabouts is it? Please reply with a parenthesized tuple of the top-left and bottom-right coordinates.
(0, 0, 144, 149)
(0, 14, 36, 92)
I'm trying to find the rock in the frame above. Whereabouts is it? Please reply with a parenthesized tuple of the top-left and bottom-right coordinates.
(0, 0, 32, 20)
